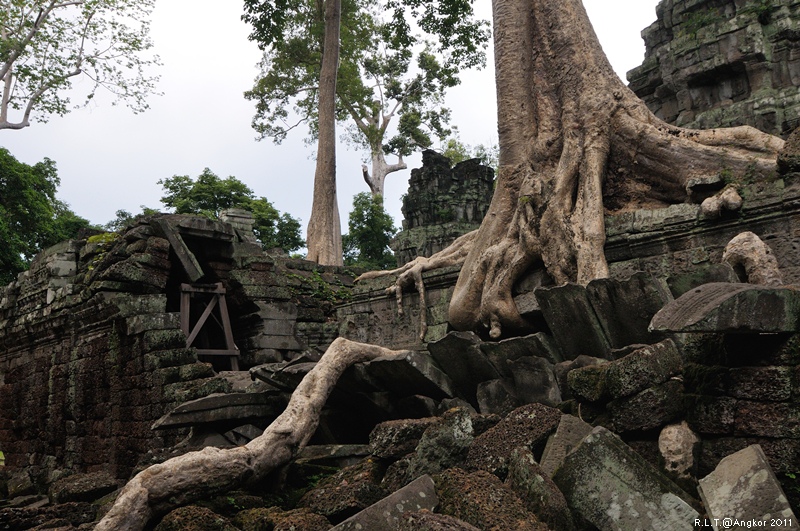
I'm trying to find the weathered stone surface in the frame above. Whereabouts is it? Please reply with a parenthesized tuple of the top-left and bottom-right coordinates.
(434, 468, 548, 531)
(553, 426, 699, 531)
(685, 394, 737, 435)
(396, 510, 480, 531)
(151, 392, 286, 430)
(365, 351, 456, 400)
(650, 283, 800, 333)
(0, 502, 96, 530)
(233, 507, 332, 531)
(567, 363, 610, 403)
(154, 505, 238, 531)
(555, 355, 607, 400)
(628, 0, 800, 138)
(699, 445, 798, 530)
(505, 446, 576, 531)
(466, 403, 561, 479)
(605, 339, 683, 399)
(666, 263, 739, 299)
(539, 414, 594, 478)
(586, 272, 672, 349)
(427, 331, 501, 406)
(331, 475, 437, 530)
(723, 232, 784, 286)
(403, 408, 474, 484)
(476, 379, 519, 416)
(479, 333, 562, 374)
(508, 356, 561, 407)
(735, 401, 800, 438)
(534, 283, 611, 359)
(369, 417, 440, 459)
(48, 471, 118, 504)
(297, 459, 388, 523)
(659, 422, 701, 491)
(608, 379, 685, 433)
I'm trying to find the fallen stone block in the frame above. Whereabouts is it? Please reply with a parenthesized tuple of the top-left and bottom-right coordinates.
(427, 331, 501, 406)
(506, 446, 577, 531)
(567, 363, 610, 403)
(534, 283, 611, 359)
(659, 422, 700, 492)
(553, 426, 699, 531)
(466, 403, 561, 479)
(151, 392, 286, 430)
(650, 283, 800, 333)
(586, 272, 672, 349)
(476, 379, 520, 416)
(605, 339, 683, 399)
(480, 333, 563, 374)
(699, 445, 798, 531)
(365, 351, 456, 400)
(298, 459, 388, 523)
(608, 379, 685, 433)
(396, 510, 480, 531)
(369, 417, 441, 459)
(508, 356, 561, 407)
(539, 414, 594, 478)
(435, 468, 548, 530)
(555, 355, 607, 400)
(331, 475, 438, 530)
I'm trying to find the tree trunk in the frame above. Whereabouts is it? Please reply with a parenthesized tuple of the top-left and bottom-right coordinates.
(443, 0, 783, 339)
(306, 0, 343, 266)
(95, 338, 408, 530)
(362, 150, 407, 197)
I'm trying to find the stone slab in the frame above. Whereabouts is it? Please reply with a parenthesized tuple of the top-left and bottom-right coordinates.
(152, 392, 286, 430)
(331, 475, 438, 530)
(535, 283, 611, 360)
(605, 339, 683, 399)
(650, 283, 800, 333)
(427, 331, 501, 406)
(586, 272, 672, 349)
(365, 351, 456, 400)
(539, 414, 594, 478)
(508, 356, 561, 407)
(480, 333, 562, 375)
(553, 426, 699, 531)
(699, 445, 798, 531)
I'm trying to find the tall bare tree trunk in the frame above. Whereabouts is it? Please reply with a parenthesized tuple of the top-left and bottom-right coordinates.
(362, 150, 407, 197)
(306, 0, 343, 266)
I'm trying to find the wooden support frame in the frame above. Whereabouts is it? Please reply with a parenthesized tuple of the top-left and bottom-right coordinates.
(180, 282, 240, 370)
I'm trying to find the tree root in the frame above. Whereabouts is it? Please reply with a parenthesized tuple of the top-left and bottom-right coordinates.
(95, 338, 409, 531)
(356, 230, 476, 340)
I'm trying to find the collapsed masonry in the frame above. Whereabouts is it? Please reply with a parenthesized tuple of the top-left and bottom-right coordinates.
(1, 158, 800, 527)
(628, 0, 800, 137)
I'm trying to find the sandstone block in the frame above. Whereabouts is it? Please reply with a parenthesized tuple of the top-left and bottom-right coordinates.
(539, 414, 594, 478)
(699, 445, 798, 531)
(332, 475, 438, 530)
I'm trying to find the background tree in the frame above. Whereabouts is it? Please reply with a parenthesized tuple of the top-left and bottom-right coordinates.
(343, 192, 397, 269)
(0, 0, 160, 131)
(242, 0, 488, 265)
(158, 168, 304, 253)
(0, 147, 91, 284)
(441, 131, 499, 172)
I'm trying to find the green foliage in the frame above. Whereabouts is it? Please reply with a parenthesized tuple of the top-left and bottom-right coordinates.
(740, 0, 775, 24)
(441, 133, 499, 172)
(0, 0, 160, 130)
(158, 168, 305, 253)
(242, 0, 489, 166)
(342, 192, 397, 269)
(678, 9, 721, 39)
(0, 148, 92, 284)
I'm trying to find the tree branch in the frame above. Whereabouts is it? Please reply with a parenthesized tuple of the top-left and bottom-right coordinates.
(95, 338, 410, 530)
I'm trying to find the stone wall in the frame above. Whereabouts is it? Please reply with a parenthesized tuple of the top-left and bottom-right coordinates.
(392, 150, 494, 266)
(0, 214, 352, 490)
(628, 0, 800, 136)
(339, 172, 800, 349)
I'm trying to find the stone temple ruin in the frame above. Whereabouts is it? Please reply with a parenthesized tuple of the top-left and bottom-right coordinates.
(3, 2, 800, 529)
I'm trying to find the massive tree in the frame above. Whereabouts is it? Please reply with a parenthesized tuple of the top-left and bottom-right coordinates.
(98, 0, 784, 526)
(376, 0, 783, 339)
(0, 0, 159, 131)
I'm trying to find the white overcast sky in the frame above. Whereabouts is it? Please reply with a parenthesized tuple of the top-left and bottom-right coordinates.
(0, 0, 661, 237)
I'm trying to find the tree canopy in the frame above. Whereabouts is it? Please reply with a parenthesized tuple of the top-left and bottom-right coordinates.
(158, 168, 304, 253)
(0, 0, 160, 130)
(0, 147, 92, 284)
(343, 192, 397, 269)
(242, 0, 490, 196)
